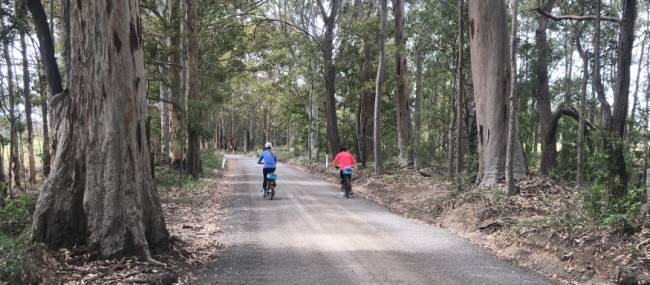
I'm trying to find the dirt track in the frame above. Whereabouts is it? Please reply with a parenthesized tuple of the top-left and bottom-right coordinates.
(194, 155, 552, 285)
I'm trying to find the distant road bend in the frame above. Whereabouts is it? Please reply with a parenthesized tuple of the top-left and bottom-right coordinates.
(195, 155, 552, 285)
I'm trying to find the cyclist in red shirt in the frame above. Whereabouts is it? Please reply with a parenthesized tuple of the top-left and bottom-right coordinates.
(332, 146, 356, 191)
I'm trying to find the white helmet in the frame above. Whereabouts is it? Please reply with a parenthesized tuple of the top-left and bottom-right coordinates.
(265, 142, 273, 148)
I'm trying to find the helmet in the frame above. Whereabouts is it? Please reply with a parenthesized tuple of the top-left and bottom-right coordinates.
(265, 142, 273, 148)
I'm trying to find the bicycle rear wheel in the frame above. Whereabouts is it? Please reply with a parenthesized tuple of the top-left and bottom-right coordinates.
(344, 176, 351, 199)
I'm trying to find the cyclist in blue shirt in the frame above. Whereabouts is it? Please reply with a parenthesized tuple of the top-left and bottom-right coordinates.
(257, 142, 277, 192)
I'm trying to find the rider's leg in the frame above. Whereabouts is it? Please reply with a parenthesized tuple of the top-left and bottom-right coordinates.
(262, 168, 269, 191)
(263, 168, 276, 191)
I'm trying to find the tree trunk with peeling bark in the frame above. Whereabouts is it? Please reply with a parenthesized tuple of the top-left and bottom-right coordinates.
(31, 0, 169, 258)
(469, 0, 527, 187)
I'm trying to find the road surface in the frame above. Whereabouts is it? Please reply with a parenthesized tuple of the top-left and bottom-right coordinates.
(194, 155, 552, 285)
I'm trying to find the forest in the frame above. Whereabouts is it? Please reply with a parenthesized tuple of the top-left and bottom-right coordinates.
(1, 0, 650, 284)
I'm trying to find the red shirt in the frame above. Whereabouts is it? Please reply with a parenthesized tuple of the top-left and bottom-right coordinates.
(333, 151, 356, 169)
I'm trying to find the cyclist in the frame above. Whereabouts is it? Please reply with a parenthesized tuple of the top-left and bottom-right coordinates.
(332, 146, 356, 193)
(257, 142, 277, 192)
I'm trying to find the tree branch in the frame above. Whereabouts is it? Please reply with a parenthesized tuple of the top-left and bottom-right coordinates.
(253, 17, 322, 48)
(533, 7, 620, 23)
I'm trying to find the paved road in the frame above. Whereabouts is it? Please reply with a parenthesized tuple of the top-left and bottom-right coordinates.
(194, 155, 552, 285)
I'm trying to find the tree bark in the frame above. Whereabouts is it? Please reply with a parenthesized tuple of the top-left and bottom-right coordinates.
(168, 0, 184, 168)
(318, 0, 341, 156)
(536, 0, 557, 176)
(393, 0, 412, 167)
(469, 0, 527, 187)
(608, 0, 637, 197)
(374, 0, 387, 174)
(185, 0, 201, 179)
(31, 0, 169, 258)
(413, 49, 423, 169)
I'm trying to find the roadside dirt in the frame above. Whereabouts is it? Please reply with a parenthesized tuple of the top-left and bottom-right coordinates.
(289, 161, 649, 285)
(40, 167, 233, 284)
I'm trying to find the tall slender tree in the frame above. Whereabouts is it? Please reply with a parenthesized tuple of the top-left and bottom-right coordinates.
(19, 0, 36, 182)
(393, 0, 412, 167)
(506, 0, 520, 195)
(374, 0, 387, 174)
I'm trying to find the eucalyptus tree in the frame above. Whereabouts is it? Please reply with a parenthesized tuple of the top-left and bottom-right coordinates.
(31, 0, 169, 258)
(468, 0, 527, 187)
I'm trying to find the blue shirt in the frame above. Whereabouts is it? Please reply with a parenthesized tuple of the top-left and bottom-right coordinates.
(258, 150, 277, 169)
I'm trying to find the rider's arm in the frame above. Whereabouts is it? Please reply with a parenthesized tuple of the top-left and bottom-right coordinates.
(332, 153, 339, 169)
(258, 153, 264, 164)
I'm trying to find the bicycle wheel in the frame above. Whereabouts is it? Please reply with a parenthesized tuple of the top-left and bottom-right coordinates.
(344, 176, 351, 199)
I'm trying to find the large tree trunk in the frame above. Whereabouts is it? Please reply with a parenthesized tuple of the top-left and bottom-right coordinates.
(4, 43, 21, 193)
(185, 0, 201, 179)
(536, 0, 557, 176)
(468, 0, 527, 187)
(168, 0, 185, 168)
(318, 0, 341, 156)
(374, 0, 387, 174)
(393, 0, 412, 167)
(20, 30, 36, 182)
(31, 0, 169, 258)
